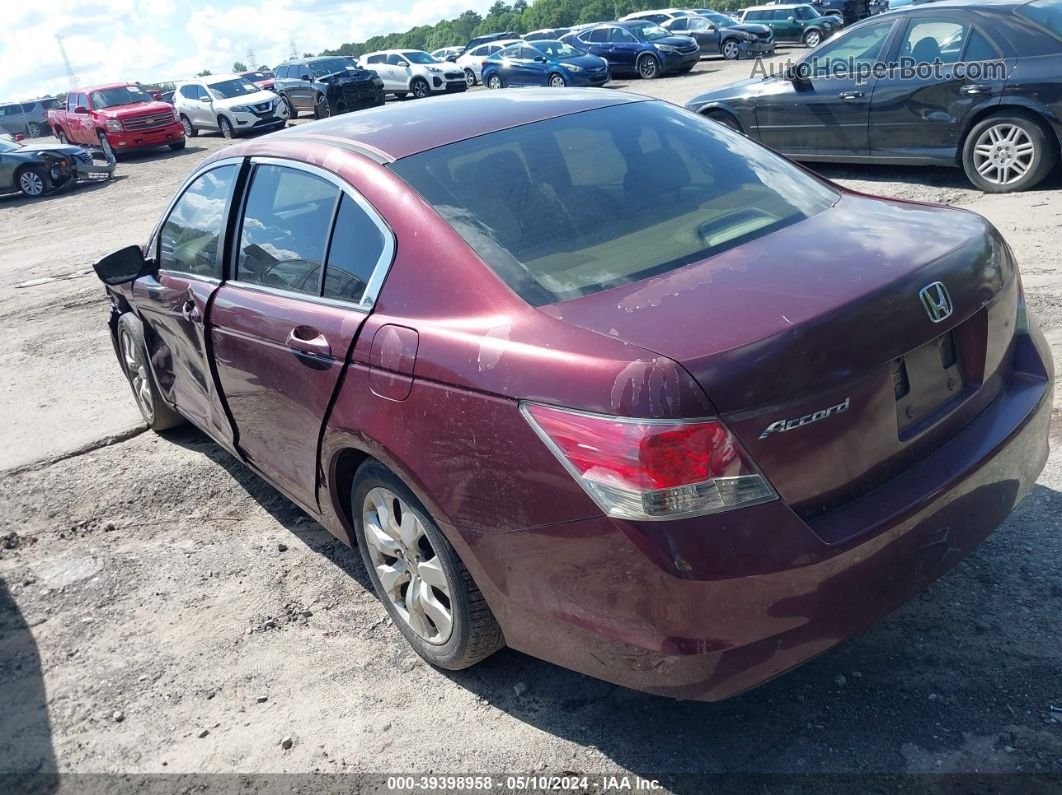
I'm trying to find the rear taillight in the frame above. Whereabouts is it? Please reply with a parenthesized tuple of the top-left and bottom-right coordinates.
(521, 402, 776, 521)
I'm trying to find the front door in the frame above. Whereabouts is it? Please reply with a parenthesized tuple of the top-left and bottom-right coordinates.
(755, 18, 897, 157)
(133, 161, 242, 448)
(869, 15, 1009, 161)
(210, 160, 391, 509)
(609, 27, 642, 71)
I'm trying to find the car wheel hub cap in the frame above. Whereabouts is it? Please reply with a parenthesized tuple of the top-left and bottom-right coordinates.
(362, 487, 453, 645)
(973, 124, 1034, 185)
(20, 173, 43, 195)
(120, 330, 154, 421)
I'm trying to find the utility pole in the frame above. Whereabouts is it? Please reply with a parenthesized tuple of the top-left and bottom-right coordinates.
(246, 48, 257, 68)
(56, 34, 80, 90)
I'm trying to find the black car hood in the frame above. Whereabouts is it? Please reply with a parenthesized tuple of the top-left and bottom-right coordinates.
(322, 69, 377, 83)
(14, 143, 86, 157)
(727, 22, 771, 35)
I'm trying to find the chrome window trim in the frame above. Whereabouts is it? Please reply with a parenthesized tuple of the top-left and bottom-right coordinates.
(231, 155, 396, 312)
(220, 279, 371, 314)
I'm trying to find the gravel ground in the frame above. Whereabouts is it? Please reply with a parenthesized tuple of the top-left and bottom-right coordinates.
(1, 49, 1061, 789)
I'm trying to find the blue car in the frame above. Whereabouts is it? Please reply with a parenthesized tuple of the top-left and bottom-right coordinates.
(569, 21, 700, 80)
(481, 41, 611, 89)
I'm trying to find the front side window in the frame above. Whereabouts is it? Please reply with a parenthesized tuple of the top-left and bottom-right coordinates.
(625, 22, 670, 40)
(391, 101, 837, 306)
(612, 27, 638, 43)
(805, 21, 894, 73)
(796, 6, 818, 20)
(498, 44, 521, 58)
(236, 165, 339, 295)
(535, 42, 580, 58)
(159, 165, 238, 278)
(403, 51, 437, 64)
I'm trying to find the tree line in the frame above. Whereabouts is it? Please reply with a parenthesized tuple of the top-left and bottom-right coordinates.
(317, 0, 750, 58)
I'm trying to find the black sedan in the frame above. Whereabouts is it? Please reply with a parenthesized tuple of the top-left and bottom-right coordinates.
(686, 0, 1062, 192)
(665, 12, 776, 60)
(0, 136, 92, 198)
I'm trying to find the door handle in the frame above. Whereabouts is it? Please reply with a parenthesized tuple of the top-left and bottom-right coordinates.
(839, 91, 865, 101)
(181, 299, 201, 322)
(286, 326, 331, 358)
(960, 84, 992, 95)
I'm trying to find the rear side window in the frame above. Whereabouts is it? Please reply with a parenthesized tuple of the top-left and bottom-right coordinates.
(390, 101, 837, 306)
(587, 28, 609, 43)
(236, 165, 340, 295)
(159, 165, 238, 278)
(962, 29, 1000, 60)
(1018, 0, 1062, 39)
(903, 19, 966, 64)
(322, 195, 388, 304)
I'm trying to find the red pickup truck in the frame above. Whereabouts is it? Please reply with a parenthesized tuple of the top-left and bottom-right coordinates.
(48, 83, 185, 159)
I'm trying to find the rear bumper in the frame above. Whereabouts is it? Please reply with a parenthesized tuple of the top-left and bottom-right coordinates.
(467, 330, 1053, 700)
(107, 123, 184, 151)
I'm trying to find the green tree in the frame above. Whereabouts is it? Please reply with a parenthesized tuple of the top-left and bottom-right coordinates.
(232, 60, 248, 72)
(195, 69, 212, 76)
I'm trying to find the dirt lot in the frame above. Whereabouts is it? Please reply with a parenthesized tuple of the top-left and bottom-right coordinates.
(2, 50, 1061, 789)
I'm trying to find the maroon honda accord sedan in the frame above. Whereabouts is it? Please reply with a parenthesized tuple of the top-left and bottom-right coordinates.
(93, 90, 1052, 701)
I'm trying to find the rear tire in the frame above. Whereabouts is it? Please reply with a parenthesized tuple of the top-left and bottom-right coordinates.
(117, 313, 185, 432)
(180, 114, 198, 137)
(26, 121, 44, 138)
(961, 111, 1056, 193)
(464, 68, 477, 87)
(638, 53, 660, 79)
(486, 73, 504, 90)
(351, 460, 503, 670)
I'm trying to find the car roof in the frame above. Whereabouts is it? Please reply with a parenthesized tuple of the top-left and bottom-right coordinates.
(267, 88, 646, 162)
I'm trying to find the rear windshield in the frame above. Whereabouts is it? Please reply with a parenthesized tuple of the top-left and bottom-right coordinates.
(1018, 0, 1062, 39)
(390, 101, 837, 306)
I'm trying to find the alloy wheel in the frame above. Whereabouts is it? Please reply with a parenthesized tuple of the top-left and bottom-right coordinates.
(639, 55, 659, 79)
(19, 170, 44, 197)
(120, 328, 154, 423)
(465, 69, 476, 88)
(412, 80, 430, 99)
(27, 122, 43, 137)
(805, 31, 821, 47)
(487, 75, 502, 89)
(362, 487, 453, 645)
(722, 40, 740, 60)
(220, 118, 234, 138)
(181, 115, 193, 137)
(972, 123, 1036, 187)
(548, 74, 566, 88)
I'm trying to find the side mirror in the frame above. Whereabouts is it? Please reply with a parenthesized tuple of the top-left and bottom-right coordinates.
(93, 245, 153, 286)
(199, 95, 212, 102)
(787, 16, 796, 22)
(74, 106, 88, 114)
(533, 56, 546, 63)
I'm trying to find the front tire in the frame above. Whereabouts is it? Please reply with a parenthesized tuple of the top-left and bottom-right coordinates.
(721, 39, 741, 60)
(97, 132, 115, 161)
(547, 73, 566, 88)
(117, 313, 185, 432)
(804, 30, 822, 48)
(218, 116, 235, 139)
(705, 109, 743, 133)
(638, 53, 660, 79)
(180, 114, 198, 137)
(282, 95, 298, 119)
(314, 94, 331, 119)
(17, 166, 48, 198)
(411, 78, 431, 99)
(962, 112, 1056, 193)
(168, 140, 186, 151)
(56, 129, 68, 144)
(352, 461, 503, 670)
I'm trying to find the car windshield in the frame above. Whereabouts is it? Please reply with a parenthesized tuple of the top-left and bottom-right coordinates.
(310, 58, 359, 76)
(90, 86, 153, 108)
(208, 78, 260, 99)
(402, 51, 438, 64)
(533, 41, 581, 58)
(0, 139, 20, 153)
(625, 22, 672, 40)
(1017, 0, 1062, 39)
(796, 6, 819, 19)
(707, 12, 739, 25)
(391, 101, 837, 306)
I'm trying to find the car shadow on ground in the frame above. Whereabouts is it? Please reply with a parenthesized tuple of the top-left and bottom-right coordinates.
(0, 176, 126, 207)
(0, 577, 57, 789)
(163, 426, 371, 592)
(436, 482, 1062, 785)
(114, 144, 210, 164)
(809, 161, 1062, 193)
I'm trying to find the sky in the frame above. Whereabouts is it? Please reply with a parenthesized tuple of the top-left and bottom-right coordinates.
(0, 0, 499, 100)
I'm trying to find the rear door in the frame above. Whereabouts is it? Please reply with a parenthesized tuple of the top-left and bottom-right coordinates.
(133, 160, 243, 449)
(210, 158, 393, 510)
(868, 14, 1009, 161)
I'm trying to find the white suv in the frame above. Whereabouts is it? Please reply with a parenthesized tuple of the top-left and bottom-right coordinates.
(453, 39, 523, 87)
(174, 73, 288, 139)
(361, 50, 467, 99)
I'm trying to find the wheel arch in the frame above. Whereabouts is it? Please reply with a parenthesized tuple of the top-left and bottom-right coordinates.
(697, 103, 747, 134)
(956, 102, 1062, 165)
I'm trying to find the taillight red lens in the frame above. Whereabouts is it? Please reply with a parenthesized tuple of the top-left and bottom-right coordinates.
(521, 403, 774, 520)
